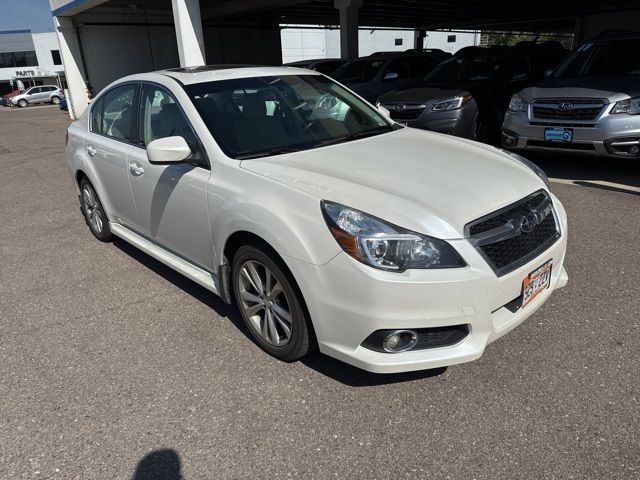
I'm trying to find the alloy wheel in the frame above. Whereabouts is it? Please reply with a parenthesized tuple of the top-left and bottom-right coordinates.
(82, 185, 104, 234)
(237, 260, 293, 347)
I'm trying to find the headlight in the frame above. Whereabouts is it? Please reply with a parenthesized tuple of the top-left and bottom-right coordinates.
(498, 148, 549, 187)
(321, 201, 466, 272)
(611, 97, 640, 115)
(508, 94, 528, 112)
(431, 95, 472, 112)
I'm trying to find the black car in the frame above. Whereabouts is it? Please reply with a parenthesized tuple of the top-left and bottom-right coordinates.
(284, 58, 349, 76)
(378, 43, 568, 144)
(332, 52, 444, 103)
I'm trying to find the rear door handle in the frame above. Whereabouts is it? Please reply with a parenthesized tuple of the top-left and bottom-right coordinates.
(129, 161, 144, 176)
(87, 145, 97, 157)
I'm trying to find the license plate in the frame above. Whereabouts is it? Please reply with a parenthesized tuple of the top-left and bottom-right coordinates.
(522, 260, 553, 308)
(544, 128, 573, 142)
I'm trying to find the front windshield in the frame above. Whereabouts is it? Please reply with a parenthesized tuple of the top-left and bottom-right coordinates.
(422, 53, 511, 83)
(184, 74, 392, 159)
(553, 40, 640, 78)
(332, 59, 386, 83)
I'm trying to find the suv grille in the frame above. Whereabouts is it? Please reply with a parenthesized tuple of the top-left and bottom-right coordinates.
(532, 98, 605, 121)
(466, 191, 560, 276)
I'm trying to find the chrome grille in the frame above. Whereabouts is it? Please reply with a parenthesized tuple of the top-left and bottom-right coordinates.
(466, 191, 560, 276)
(532, 98, 605, 121)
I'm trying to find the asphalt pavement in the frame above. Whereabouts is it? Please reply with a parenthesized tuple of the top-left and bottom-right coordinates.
(1, 105, 638, 479)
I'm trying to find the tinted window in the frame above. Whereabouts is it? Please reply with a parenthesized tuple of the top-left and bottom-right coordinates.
(92, 84, 136, 140)
(29, 87, 42, 94)
(554, 40, 640, 78)
(0, 51, 38, 68)
(384, 58, 411, 79)
(51, 50, 62, 65)
(408, 56, 437, 77)
(185, 74, 391, 159)
(333, 60, 386, 83)
(423, 53, 511, 82)
(313, 61, 345, 75)
(138, 85, 197, 147)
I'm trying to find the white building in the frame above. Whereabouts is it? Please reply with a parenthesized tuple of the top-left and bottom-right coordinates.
(281, 27, 480, 63)
(0, 30, 65, 96)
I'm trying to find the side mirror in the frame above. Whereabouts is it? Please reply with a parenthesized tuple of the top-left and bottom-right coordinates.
(544, 68, 553, 78)
(147, 136, 191, 164)
(512, 73, 529, 81)
(383, 71, 399, 81)
(377, 105, 391, 117)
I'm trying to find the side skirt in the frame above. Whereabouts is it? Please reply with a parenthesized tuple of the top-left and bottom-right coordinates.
(110, 222, 221, 297)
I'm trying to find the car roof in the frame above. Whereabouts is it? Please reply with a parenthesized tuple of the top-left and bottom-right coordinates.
(119, 65, 322, 86)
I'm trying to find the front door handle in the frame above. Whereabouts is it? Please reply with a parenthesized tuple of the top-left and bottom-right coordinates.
(129, 161, 144, 176)
(87, 145, 97, 157)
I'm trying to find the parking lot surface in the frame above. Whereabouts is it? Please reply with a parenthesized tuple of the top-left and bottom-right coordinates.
(1, 106, 638, 479)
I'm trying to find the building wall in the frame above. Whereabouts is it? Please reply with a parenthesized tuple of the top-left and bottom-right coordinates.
(281, 26, 479, 62)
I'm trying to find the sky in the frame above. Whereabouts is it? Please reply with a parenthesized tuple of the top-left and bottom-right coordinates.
(0, 0, 55, 33)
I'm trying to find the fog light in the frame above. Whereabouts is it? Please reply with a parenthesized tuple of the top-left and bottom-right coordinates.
(630, 145, 639, 155)
(383, 330, 418, 353)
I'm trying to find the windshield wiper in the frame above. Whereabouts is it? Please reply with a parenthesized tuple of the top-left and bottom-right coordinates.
(315, 125, 394, 148)
(236, 147, 305, 160)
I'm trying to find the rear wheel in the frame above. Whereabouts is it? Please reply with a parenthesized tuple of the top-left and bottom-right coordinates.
(231, 244, 312, 361)
(51, 96, 61, 105)
(79, 178, 112, 242)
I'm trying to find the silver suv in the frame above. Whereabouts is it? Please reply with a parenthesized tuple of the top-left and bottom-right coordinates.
(502, 32, 640, 158)
(11, 85, 64, 108)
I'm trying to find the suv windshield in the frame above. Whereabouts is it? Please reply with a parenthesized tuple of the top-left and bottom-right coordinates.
(422, 53, 512, 83)
(553, 39, 640, 78)
(184, 74, 393, 159)
(332, 59, 386, 83)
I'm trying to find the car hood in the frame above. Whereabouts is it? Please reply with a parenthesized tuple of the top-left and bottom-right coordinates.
(240, 128, 545, 239)
(379, 81, 495, 104)
(519, 76, 640, 102)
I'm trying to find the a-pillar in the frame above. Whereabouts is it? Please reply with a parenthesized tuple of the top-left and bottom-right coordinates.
(172, 0, 206, 67)
(335, 0, 363, 59)
(53, 16, 90, 120)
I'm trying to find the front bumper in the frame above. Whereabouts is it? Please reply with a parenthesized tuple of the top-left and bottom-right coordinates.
(285, 195, 569, 374)
(502, 109, 640, 158)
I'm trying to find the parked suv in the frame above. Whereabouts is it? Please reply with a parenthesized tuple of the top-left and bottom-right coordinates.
(378, 44, 568, 144)
(284, 58, 348, 76)
(10, 85, 64, 107)
(332, 52, 443, 103)
(502, 32, 640, 157)
(65, 66, 568, 373)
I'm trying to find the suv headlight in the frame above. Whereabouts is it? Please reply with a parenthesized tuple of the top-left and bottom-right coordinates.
(611, 97, 640, 115)
(498, 148, 549, 187)
(508, 94, 528, 112)
(321, 201, 466, 272)
(431, 95, 472, 112)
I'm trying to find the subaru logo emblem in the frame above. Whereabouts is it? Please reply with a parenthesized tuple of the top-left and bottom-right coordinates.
(519, 212, 538, 233)
(393, 104, 407, 112)
(558, 102, 574, 111)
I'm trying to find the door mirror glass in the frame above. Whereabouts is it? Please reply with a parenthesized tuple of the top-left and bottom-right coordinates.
(383, 71, 399, 81)
(147, 136, 191, 164)
(544, 68, 554, 78)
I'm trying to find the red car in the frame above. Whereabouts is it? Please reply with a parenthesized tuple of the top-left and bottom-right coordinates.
(2, 89, 24, 107)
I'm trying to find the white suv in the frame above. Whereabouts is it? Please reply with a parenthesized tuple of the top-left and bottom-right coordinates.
(65, 66, 568, 373)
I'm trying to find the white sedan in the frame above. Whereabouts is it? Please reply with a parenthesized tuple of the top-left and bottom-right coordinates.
(65, 66, 568, 373)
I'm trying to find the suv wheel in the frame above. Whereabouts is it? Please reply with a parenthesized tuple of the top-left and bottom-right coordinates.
(79, 179, 112, 242)
(51, 96, 61, 105)
(17, 99, 27, 108)
(232, 244, 313, 361)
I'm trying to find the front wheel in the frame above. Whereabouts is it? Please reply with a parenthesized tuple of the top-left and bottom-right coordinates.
(79, 179, 112, 242)
(17, 99, 27, 108)
(231, 245, 313, 361)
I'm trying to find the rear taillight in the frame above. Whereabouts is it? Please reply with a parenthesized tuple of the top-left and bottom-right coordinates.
(65, 131, 69, 146)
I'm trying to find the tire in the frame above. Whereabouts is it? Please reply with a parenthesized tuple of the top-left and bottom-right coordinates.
(51, 96, 61, 105)
(17, 99, 27, 108)
(79, 178, 112, 242)
(231, 244, 313, 362)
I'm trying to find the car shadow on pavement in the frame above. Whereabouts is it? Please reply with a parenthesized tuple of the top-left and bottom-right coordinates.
(525, 152, 640, 192)
(133, 448, 182, 480)
(301, 352, 447, 387)
(113, 238, 447, 386)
